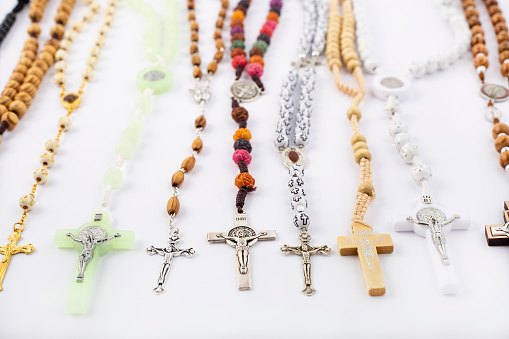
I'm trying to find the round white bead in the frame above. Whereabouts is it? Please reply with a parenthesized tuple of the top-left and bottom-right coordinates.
(45, 139, 60, 153)
(33, 168, 49, 184)
(425, 57, 438, 74)
(57, 117, 71, 131)
(54, 60, 67, 72)
(60, 39, 72, 51)
(72, 20, 83, 32)
(293, 212, 311, 228)
(53, 72, 66, 86)
(295, 132, 309, 147)
(64, 30, 77, 42)
(55, 49, 68, 61)
(95, 36, 105, 48)
(409, 61, 426, 78)
(389, 121, 408, 137)
(19, 195, 35, 210)
(83, 9, 94, 22)
(99, 25, 110, 36)
(82, 67, 94, 81)
(106, 6, 116, 15)
(288, 177, 305, 189)
(87, 57, 98, 69)
(289, 186, 306, 198)
(90, 47, 101, 58)
(411, 163, 432, 184)
(393, 133, 410, 150)
(40, 152, 55, 167)
(274, 134, 289, 149)
(363, 58, 378, 74)
(291, 197, 308, 212)
(384, 97, 400, 118)
(400, 143, 419, 163)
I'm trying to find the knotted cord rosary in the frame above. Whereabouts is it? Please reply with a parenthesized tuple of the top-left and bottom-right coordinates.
(326, 0, 393, 296)
(274, 0, 331, 296)
(207, 0, 282, 290)
(0, 0, 30, 46)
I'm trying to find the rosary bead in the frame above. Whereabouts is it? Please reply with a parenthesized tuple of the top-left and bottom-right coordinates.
(33, 59, 49, 73)
(399, 143, 419, 163)
(474, 54, 489, 68)
(208, 61, 218, 74)
(0, 105, 6, 116)
(393, 133, 410, 150)
(104, 167, 123, 189)
(501, 63, 509, 77)
(195, 115, 206, 129)
(411, 163, 432, 184)
(233, 128, 251, 141)
(233, 138, 252, 153)
(19, 195, 35, 211)
(1, 112, 18, 129)
(353, 141, 368, 153)
(190, 32, 199, 42)
(57, 116, 71, 131)
(191, 55, 201, 66)
(167, 197, 180, 216)
(54, 60, 67, 73)
(231, 106, 249, 122)
(33, 167, 49, 184)
(499, 51, 509, 64)
(214, 50, 224, 62)
(358, 182, 374, 197)
(472, 43, 488, 57)
(486, 105, 503, 121)
(115, 139, 135, 159)
(389, 121, 408, 137)
(492, 123, 509, 139)
(409, 61, 426, 78)
(354, 149, 372, 164)
(293, 212, 310, 228)
(14, 92, 32, 108)
(181, 156, 196, 172)
(19, 83, 37, 98)
(492, 13, 505, 26)
(172, 170, 185, 188)
(81, 67, 94, 81)
(190, 44, 198, 54)
(346, 107, 362, 121)
(45, 139, 60, 153)
(55, 12, 70, 26)
(14, 64, 28, 75)
(233, 149, 252, 166)
(495, 22, 508, 35)
(499, 151, 509, 171)
(351, 134, 366, 146)
(291, 196, 308, 212)
(289, 164, 304, 178)
(193, 67, 202, 79)
(40, 152, 55, 167)
(135, 94, 152, 113)
(19, 57, 33, 68)
(294, 132, 309, 147)
(192, 138, 203, 152)
(495, 135, 509, 152)
(27, 66, 44, 80)
(24, 75, 41, 88)
(53, 73, 66, 86)
(50, 24, 65, 40)
(2, 88, 17, 99)
(27, 23, 41, 37)
(274, 133, 289, 149)
(0, 97, 12, 108)
(90, 46, 101, 58)
(497, 32, 509, 44)
(235, 172, 255, 189)
(21, 50, 36, 61)
(9, 101, 27, 118)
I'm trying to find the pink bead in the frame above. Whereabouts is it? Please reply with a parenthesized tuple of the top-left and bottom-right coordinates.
(247, 63, 263, 77)
(232, 55, 247, 68)
(260, 25, 273, 37)
(232, 149, 252, 166)
(265, 20, 277, 30)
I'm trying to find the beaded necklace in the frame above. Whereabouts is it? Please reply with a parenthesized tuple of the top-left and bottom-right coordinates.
(0, 0, 30, 46)
(352, 0, 471, 294)
(461, 2, 509, 249)
(326, 0, 393, 296)
(145, 0, 229, 295)
(274, 0, 331, 296)
(206, 0, 283, 291)
(0, 0, 78, 146)
(229, 0, 282, 102)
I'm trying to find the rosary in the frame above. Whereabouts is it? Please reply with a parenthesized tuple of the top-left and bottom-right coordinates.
(274, 0, 331, 296)
(353, 0, 471, 294)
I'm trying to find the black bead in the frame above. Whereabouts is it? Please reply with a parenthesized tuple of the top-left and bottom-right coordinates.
(234, 138, 252, 153)
(270, 6, 281, 15)
(257, 33, 270, 45)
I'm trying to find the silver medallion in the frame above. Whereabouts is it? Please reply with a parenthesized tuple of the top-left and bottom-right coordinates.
(416, 207, 446, 223)
(230, 80, 261, 102)
(281, 146, 306, 168)
(480, 84, 509, 102)
(143, 70, 166, 82)
(78, 226, 107, 241)
(380, 77, 404, 89)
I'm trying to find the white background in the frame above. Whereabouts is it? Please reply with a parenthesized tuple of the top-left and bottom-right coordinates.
(0, 0, 507, 338)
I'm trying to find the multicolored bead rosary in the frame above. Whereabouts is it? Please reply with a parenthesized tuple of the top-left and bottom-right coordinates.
(352, 0, 471, 294)
(229, 0, 282, 102)
(146, 0, 229, 295)
(0, 0, 77, 146)
(326, 0, 394, 296)
(0, 0, 30, 46)
(274, 0, 331, 296)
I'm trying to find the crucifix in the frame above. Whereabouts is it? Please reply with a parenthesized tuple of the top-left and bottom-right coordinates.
(337, 222, 393, 296)
(0, 231, 35, 291)
(207, 213, 276, 290)
(485, 201, 509, 246)
(393, 195, 470, 294)
(281, 228, 330, 296)
(54, 210, 135, 314)
(147, 228, 195, 294)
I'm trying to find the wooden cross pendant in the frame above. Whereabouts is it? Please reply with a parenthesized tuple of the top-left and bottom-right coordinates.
(337, 222, 393, 296)
(281, 228, 330, 296)
(54, 210, 135, 314)
(485, 201, 509, 246)
(207, 213, 276, 290)
(0, 231, 34, 291)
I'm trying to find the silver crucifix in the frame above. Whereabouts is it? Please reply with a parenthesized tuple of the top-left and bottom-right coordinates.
(207, 213, 276, 290)
(281, 228, 330, 296)
(147, 229, 195, 294)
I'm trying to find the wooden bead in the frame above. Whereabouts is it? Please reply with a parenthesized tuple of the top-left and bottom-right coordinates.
(499, 41, 509, 54)
(0, 105, 6, 116)
(192, 138, 203, 152)
(14, 92, 32, 107)
(216, 19, 223, 29)
(193, 67, 202, 79)
(0, 97, 11, 107)
(10, 72, 24, 84)
(171, 170, 185, 188)
(213, 29, 222, 39)
(501, 63, 509, 77)
(37, 51, 54, 67)
(221, 0, 229, 8)
(21, 50, 36, 61)
(489, 5, 501, 16)
(167, 197, 180, 216)
(219, 9, 226, 18)
(493, 123, 509, 139)
(55, 11, 69, 25)
(188, 12, 195, 21)
(214, 50, 224, 62)
(2, 88, 17, 99)
(492, 13, 505, 25)
(497, 32, 509, 44)
(467, 17, 480, 27)
(45, 38, 59, 49)
(24, 74, 41, 88)
(499, 151, 509, 169)
(190, 44, 198, 54)
(19, 83, 37, 98)
(471, 25, 484, 35)
(5, 80, 20, 91)
(27, 66, 44, 80)
(495, 135, 509, 152)
(472, 44, 488, 56)
(358, 182, 375, 197)
(347, 107, 362, 121)
(33, 59, 48, 72)
(465, 8, 478, 18)
(474, 54, 489, 68)
(191, 55, 201, 66)
(181, 156, 196, 172)
(19, 57, 33, 68)
(29, 9, 43, 22)
(499, 51, 509, 64)
(351, 134, 366, 145)
(13, 64, 28, 75)
(41, 44, 57, 56)
(190, 32, 199, 42)
(471, 34, 485, 46)
(354, 149, 372, 164)
(9, 100, 27, 118)
(25, 37, 38, 50)
(27, 23, 41, 37)
(353, 142, 369, 153)
(1, 112, 18, 130)
(216, 39, 224, 50)
(58, 2, 73, 14)
(190, 21, 199, 32)
(207, 61, 218, 74)
(50, 24, 65, 40)
(495, 22, 508, 35)
(195, 115, 206, 128)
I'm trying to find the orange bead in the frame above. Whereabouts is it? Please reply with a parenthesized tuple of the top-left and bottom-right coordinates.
(231, 10, 245, 21)
(233, 128, 252, 141)
(267, 12, 279, 22)
(235, 172, 255, 189)
(250, 55, 264, 67)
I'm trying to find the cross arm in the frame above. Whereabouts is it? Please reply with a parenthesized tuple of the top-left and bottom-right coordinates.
(207, 232, 226, 243)
(281, 245, 302, 255)
(55, 229, 78, 248)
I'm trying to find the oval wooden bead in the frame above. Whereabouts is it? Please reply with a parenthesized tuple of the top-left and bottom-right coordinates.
(9, 100, 27, 118)
(10, 72, 23, 85)
(21, 50, 36, 61)
(27, 66, 44, 80)
(471, 34, 485, 46)
(50, 24, 65, 40)
(1, 112, 19, 130)
(472, 44, 488, 56)
(195, 115, 206, 128)
(499, 151, 509, 169)
(5, 80, 20, 91)
(347, 59, 361, 72)
(207, 61, 218, 74)
(24, 74, 41, 88)
(216, 19, 223, 29)
(171, 170, 184, 188)
(492, 13, 505, 25)
(191, 55, 201, 66)
(353, 141, 368, 153)
(493, 123, 509, 139)
(13, 64, 28, 75)
(19, 57, 33, 68)
(347, 107, 362, 121)
(192, 138, 203, 152)
(42, 44, 57, 56)
(214, 50, 223, 62)
(190, 32, 199, 42)
(28, 23, 41, 37)
(33, 59, 48, 72)
(0, 96, 11, 107)
(37, 51, 54, 67)
(193, 67, 202, 79)
(0, 105, 6, 116)
(45, 38, 60, 49)
(495, 22, 508, 35)
(19, 83, 37, 98)
(499, 51, 509, 64)
(501, 63, 509, 77)
(354, 149, 372, 164)
(188, 12, 195, 21)
(167, 197, 180, 216)
(14, 92, 32, 107)
(214, 29, 222, 39)
(190, 44, 198, 54)
(498, 32, 509, 44)
(358, 182, 375, 197)
(2, 88, 17, 99)
(471, 25, 484, 35)
(495, 135, 509, 152)
(351, 134, 366, 145)
(55, 11, 69, 25)
(500, 41, 509, 54)
(181, 156, 196, 172)
(190, 21, 199, 32)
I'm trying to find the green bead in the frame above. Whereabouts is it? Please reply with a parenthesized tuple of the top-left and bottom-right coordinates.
(115, 138, 136, 159)
(253, 40, 268, 53)
(135, 94, 152, 113)
(103, 167, 123, 189)
(231, 40, 245, 50)
(127, 116, 144, 134)
(136, 66, 173, 95)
